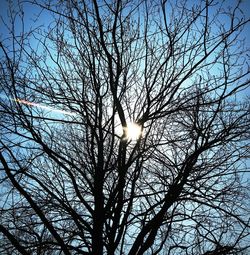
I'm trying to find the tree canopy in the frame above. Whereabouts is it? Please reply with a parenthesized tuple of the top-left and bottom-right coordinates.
(0, 0, 250, 254)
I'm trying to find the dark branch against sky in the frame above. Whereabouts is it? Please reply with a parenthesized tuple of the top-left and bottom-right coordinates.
(0, 0, 250, 254)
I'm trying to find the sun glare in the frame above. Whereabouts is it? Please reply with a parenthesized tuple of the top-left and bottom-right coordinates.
(124, 122, 142, 141)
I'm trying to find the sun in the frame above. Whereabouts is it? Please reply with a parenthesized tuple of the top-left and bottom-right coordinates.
(124, 122, 142, 141)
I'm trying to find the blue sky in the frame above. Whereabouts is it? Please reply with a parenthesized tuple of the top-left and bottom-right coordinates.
(0, 0, 249, 176)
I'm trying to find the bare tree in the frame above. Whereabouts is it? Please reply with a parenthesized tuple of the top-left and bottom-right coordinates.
(0, 0, 250, 254)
